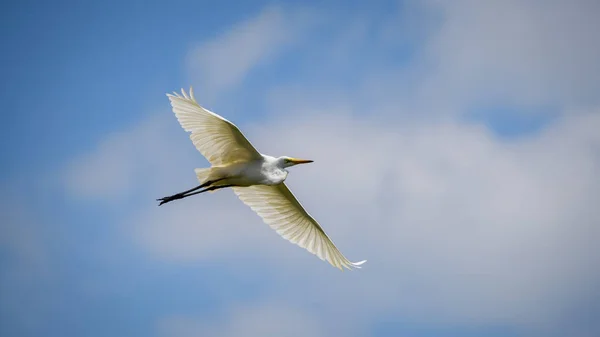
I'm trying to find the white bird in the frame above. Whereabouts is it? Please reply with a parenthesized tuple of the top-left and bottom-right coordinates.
(157, 87, 366, 270)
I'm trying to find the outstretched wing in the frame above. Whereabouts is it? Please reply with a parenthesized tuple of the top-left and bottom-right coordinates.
(167, 87, 262, 165)
(233, 183, 366, 270)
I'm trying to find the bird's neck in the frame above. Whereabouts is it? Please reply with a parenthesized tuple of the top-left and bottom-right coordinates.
(265, 155, 288, 169)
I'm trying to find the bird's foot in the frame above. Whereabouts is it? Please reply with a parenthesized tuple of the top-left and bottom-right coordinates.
(157, 193, 183, 206)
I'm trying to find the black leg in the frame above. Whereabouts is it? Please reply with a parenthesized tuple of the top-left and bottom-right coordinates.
(156, 178, 226, 205)
(177, 184, 234, 199)
(178, 177, 225, 196)
(157, 182, 233, 206)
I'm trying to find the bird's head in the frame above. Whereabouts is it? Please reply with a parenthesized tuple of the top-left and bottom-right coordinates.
(278, 156, 314, 168)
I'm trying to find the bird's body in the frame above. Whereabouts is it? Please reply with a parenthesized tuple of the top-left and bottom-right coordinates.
(203, 155, 289, 188)
(158, 87, 366, 270)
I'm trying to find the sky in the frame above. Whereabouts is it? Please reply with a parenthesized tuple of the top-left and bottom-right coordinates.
(1, 0, 600, 336)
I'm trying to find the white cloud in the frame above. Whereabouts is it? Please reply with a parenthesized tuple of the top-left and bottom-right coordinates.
(186, 5, 319, 103)
(414, 0, 600, 110)
(64, 113, 204, 202)
(278, 0, 600, 118)
(244, 107, 600, 325)
(88, 103, 600, 335)
(159, 303, 327, 337)
(65, 1, 600, 336)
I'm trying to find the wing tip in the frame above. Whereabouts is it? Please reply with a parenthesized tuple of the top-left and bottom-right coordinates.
(165, 86, 196, 102)
(341, 259, 367, 271)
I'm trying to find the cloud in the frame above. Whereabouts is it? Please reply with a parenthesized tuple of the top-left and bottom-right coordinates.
(78, 101, 600, 335)
(128, 192, 269, 262)
(159, 302, 327, 337)
(185, 5, 319, 103)
(64, 113, 203, 202)
(272, 0, 600, 119)
(414, 0, 600, 110)
(63, 4, 321, 202)
(240, 106, 600, 328)
(63, 1, 600, 336)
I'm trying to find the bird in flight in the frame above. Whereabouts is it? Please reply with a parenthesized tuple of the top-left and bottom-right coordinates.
(157, 87, 366, 270)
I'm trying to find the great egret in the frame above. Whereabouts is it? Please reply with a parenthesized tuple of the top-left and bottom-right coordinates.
(157, 87, 366, 270)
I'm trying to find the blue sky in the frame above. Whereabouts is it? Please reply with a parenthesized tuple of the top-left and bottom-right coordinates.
(2, 1, 600, 337)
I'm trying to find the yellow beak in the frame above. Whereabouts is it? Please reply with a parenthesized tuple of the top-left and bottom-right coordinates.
(289, 158, 314, 164)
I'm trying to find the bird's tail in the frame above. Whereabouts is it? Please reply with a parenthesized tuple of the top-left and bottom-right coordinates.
(194, 168, 212, 185)
(194, 167, 222, 193)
